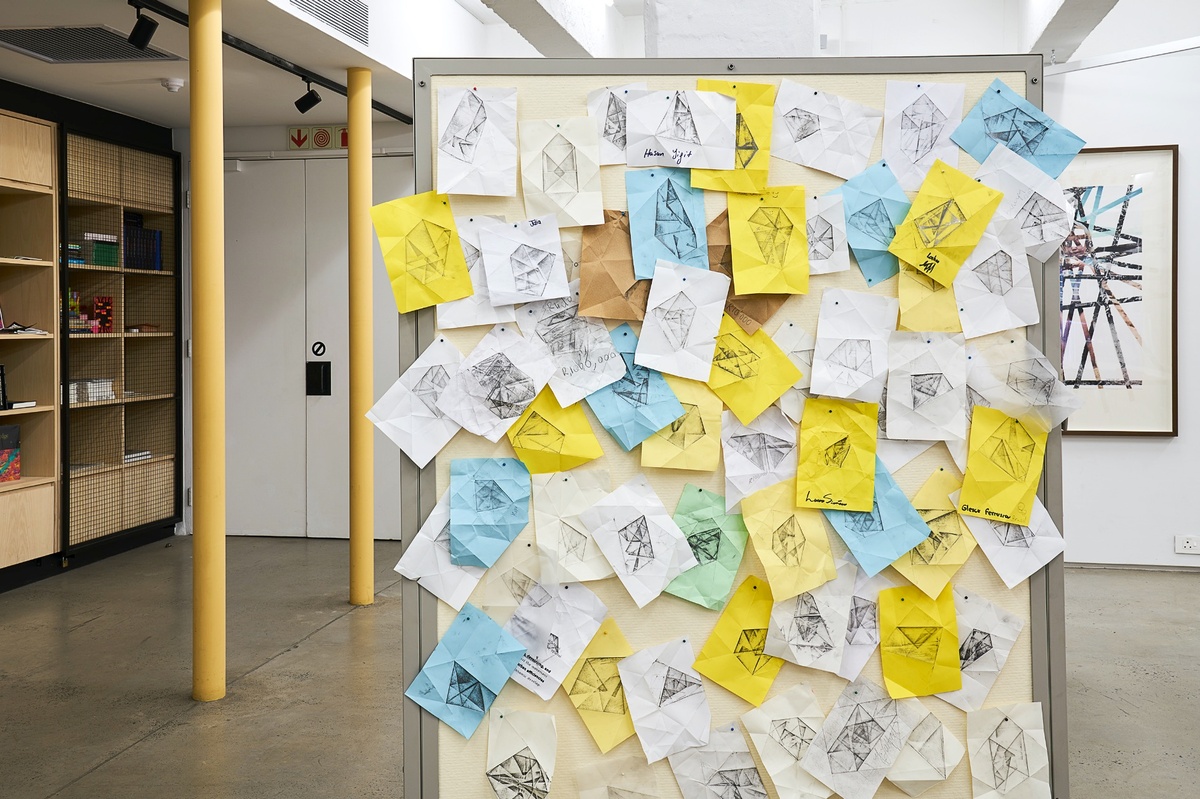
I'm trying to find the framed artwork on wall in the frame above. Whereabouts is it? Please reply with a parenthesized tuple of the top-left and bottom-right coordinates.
(1057, 145, 1178, 436)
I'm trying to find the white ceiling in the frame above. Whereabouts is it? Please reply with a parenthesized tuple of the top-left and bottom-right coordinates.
(0, 0, 410, 129)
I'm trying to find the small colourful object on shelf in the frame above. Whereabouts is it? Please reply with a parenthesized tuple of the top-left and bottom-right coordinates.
(0, 424, 20, 482)
(93, 297, 113, 333)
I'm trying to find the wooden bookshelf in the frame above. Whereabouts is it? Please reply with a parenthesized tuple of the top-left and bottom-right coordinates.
(0, 109, 59, 569)
(64, 134, 179, 549)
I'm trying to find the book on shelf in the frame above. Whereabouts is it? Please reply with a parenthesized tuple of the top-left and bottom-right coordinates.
(0, 424, 19, 482)
(7, 401, 36, 410)
(124, 450, 152, 464)
(83, 233, 118, 243)
(68, 378, 116, 404)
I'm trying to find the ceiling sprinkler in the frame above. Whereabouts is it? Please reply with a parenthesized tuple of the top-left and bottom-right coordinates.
(161, 78, 185, 93)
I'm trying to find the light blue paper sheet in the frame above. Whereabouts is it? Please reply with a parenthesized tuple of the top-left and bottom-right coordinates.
(626, 167, 708, 279)
(584, 324, 685, 451)
(824, 456, 931, 577)
(403, 603, 526, 738)
(448, 458, 531, 568)
(830, 160, 911, 286)
(952, 78, 1085, 178)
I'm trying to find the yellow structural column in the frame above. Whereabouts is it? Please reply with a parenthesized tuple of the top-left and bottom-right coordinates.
(190, 0, 227, 700)
(348, 67, 374, 606)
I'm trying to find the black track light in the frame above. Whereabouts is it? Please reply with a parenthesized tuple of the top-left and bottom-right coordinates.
(128, 10, 159, 50)
(295, 82, 322, 114)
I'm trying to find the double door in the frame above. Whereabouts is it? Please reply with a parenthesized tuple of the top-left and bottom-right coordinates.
(225, 155, 410, 538)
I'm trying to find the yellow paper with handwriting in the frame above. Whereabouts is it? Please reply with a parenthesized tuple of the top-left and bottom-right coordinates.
(727, 187, 810, 295)
(878, 583, 962, 698)
(888, 160, 1003, 287)
(561, 617, 636, 753)
(898, 265, 963, 333)
(891, 468, 977, 598)
(795, 397, 878, 512)
(690, 80, 775, 194)
(641, 376, 722, 471)
(693, 576, 784, 706)
(369, 191, 472, 313)
(507, 388, 604, 473)
(958, 406, 1047, 527)
(707, 314, 803, 426)
(741, 480, 837, 601)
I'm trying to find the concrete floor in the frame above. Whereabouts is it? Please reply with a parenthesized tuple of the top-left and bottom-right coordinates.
(0, 538, 1196, 798)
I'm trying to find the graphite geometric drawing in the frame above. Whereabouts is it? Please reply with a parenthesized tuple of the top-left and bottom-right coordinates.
(846, 501, 885, 535)
(569, 657, 627, 714)
(708, 768, 768, 799)
(618, 515, 655, 573)
(735, 113, 759, 169)
(911, 372, 953, 409)
(511, 411, 566, 454)
(486, 746, 551, 799)
(913, 199, 966, 247)
(405, 220, 453, 284)
(654, 178, 701, 262)
(728, 432, 793, 471)
(502, 568, 550, 606)
(772, 517, 806, 566)
(959, 629, 995, 668)
(911, 526, 961, 565)
(983, 417, 1037, 481)
(885, 626, 942, 665)
(686, 526, 723, 564)
(823, 435, 851, 467)
(783, 107, 821, 143)
(988, 520, 1035, 548)
(666, 403, 706, 450)
(986, 717, 1032, 792)
(983, 106, 1050, 158)
(541, 133, 578, 194)
(846, 596, 878, 645)
(412, 364, 451, 413)
(808, 214, 836, 260)
(656, 92, 702, 144)
(438, 90, 487, 163)
(827, 339, 874, 376)
(1016, 193, 1068, 244)
(558, 522, 589, 560)
(770, 716, 817, 761)
(469, 353, 537, 419)
(546, 633, 560, 658)
(908, 714, 950, 778)
(973, 250, 1014, 295)
(849, 199, 897, 246)
(789, 593, 834, 655)
(899, 94, 947, 163)
(1006, 358, 1057, 405)
(651, 291, 697, 350)
(475, 479, 507, 511)
(462, 238, 483, 271)
(748, 207, 794, 265)
(446, 661, 495, 712)
(714, 332, 761, 379)
(602, 93, 628, 151)
(613, 352, 651, 407)
(657, 664, 704, 707)
(534, 306, 590, 359)
(734, 628, 773, 674)
(510, 243, 557, 296)
(829, 702, 896, 774)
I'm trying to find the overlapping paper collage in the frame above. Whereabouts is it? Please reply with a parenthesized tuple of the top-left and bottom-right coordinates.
(378, 70, 1077, 799)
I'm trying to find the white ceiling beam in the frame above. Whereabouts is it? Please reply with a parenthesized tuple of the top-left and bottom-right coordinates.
(480, 0, 618, 57)
(1023, 0, 1121, 61)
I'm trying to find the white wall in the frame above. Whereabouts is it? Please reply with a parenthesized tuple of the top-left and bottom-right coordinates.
(820, 0, 1022, 56)
(1072, 0, 1200, 58)
(1047, 50, 1198, 566)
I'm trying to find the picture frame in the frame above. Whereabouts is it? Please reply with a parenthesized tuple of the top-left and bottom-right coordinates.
(1057, 145, 1178, 436)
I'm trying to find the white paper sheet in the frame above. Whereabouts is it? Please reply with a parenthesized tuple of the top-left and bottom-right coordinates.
(806, 192, 852, 275)
(936, 587, 1025, 712)
(668, 723, 769, 799)
(953, 213, 1039, 339)
(436, 87, 518, 196)
(882, 80, 965, 190)
(531, 470, 615, 583)
(886, 710, 966, 797)
(886, 332, 968, 444)
(810, 288, 898, 403)
(617, 637, 712, 762)
(635, 259, 731, 381)
(772, 321, 815, 424)
(837, 569, 897, 681)
(577, 756, 659, 799)
(975, 143, 1072, 263)
(876, 439, 936, 475)
(393, 490, 485, 610)
(721, 406, 798, 512)
(478, 527, 543, 625)
(579, 475, 699, 608)
(772, 80, 883, 179)
(953, 492, 1066, 589)
(967, 703, 1051, 799)
(626, 90, 737, 170)
(479, 216, 571, 306)
(503, 580, 607, 700)
(368, 336, 463, 468)
(587, 83, 649, 165)
(966, 338, 1082, 432)
(436, 324, 555, 443)
(519, 117, 605, 228)
(436, 215, 517, 330)
(742, 684, 833, 799)
(485, 708, 557, 799)
(519, 280, 625, 407)
(765, 559, 857, 674)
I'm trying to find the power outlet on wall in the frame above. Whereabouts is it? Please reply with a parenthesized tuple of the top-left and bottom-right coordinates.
(1175, 536, 1200, 554)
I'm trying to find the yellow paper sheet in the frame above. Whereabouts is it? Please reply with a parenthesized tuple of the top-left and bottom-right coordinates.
(887, 160, 1004, 287)
(640, 376, 723, 471)
(369, 191, 472, 313)
(741, 480, 837, 601)
(958, 406, 1047, 527)
(690, 80, 775, 194)
(692, 576, 783, 706)
(891, 467, 977, 598)
(795, 397, 878, 513)
(507, 388, 604, 473)
(706, 314, 803, 426)
(727, 187, 810, 295)
(878, 583, 962, 698)
(561, 617, 636, 754)
(898, 265, 963, 333)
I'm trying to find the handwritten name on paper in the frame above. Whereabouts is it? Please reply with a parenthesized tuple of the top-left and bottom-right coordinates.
(805, 490, 849, 508)
(961, 502, 1013, 521)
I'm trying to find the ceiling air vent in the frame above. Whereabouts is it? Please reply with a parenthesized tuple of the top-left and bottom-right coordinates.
(290, 0, 369, 47)
(0, 26, 181, 63)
